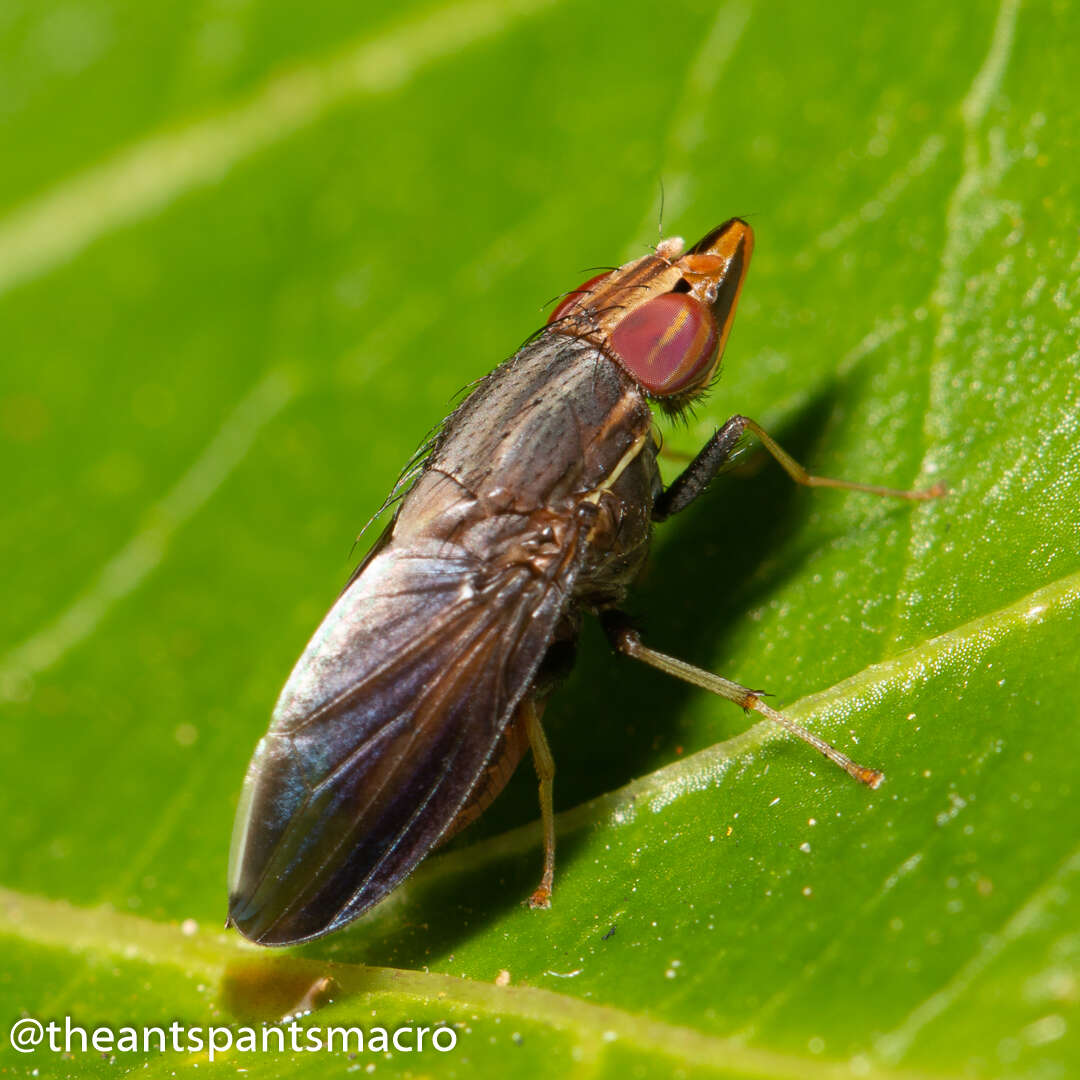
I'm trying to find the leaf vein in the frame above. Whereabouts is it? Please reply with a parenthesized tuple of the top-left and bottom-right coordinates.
(0, 0, 559, 298)
(0, 885, 961, 1079)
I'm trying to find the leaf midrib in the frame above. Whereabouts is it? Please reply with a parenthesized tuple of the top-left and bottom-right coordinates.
(0, 886, 958, 1080)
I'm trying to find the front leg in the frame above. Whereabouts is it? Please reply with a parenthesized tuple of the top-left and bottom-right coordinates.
(653, 414, 944, 522)
(653, 416, 746, 521)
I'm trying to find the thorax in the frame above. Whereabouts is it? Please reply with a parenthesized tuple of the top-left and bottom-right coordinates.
(393, 334, 659, 604)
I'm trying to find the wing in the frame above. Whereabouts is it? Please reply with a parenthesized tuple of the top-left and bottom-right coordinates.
(227, 528, 580, 945)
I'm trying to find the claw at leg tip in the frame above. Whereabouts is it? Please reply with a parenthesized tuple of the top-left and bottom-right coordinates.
(861, 767, 885, 789)
(527, 888, 552, 909)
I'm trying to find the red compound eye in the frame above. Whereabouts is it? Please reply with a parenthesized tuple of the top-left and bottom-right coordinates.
(546, 271, 612, 325)
(608, 292, 718, 396)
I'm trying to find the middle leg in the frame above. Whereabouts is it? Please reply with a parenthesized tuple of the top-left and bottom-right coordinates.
(601, 612, 883, 788)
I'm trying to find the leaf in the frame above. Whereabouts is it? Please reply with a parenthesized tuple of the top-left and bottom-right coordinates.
(1, 0, 1078, 1076)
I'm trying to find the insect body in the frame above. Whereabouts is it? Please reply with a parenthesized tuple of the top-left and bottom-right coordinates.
(227, 220, 940, 945)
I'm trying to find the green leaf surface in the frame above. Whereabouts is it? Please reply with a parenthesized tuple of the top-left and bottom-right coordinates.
(2, 0, 1078, 1076)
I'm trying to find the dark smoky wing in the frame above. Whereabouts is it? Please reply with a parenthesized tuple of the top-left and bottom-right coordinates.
(227, 535, 578, 945)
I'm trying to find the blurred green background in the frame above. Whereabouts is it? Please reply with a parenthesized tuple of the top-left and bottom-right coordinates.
(2, 0, 1079, 1076)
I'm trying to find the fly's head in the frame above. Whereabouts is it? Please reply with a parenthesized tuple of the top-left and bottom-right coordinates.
(546, 219, 754, 414)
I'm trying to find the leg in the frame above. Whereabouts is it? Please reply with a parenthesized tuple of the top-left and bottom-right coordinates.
(602, 614, 883, 788)
(524, 699, 557, 908)
(653, 413, 945, 521)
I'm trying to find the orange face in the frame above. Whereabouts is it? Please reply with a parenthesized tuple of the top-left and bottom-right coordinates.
(546, 219, 754, 399)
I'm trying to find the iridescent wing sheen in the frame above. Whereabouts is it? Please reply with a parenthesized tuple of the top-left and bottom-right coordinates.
(227, 531, 580, 945)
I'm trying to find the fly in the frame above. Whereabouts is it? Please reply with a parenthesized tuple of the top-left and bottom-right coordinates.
(227, 219, 943, 945)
